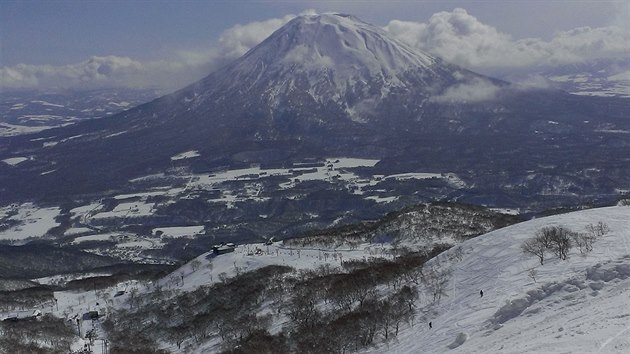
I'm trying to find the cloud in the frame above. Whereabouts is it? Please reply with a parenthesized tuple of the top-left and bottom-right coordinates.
(1, 56, 142, 90)
(283, 44, 334, 68)
(384, 8, 630, 74)
(0, 11, 316, 91)
(0, 53, 228, 91)
(430, 77, 501, 103)
(510, 74, 553, 90)
(218, 11, 316, 58)
(2, 8, 628, 91)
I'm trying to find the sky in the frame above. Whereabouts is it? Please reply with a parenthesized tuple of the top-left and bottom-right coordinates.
(1, 0, 628, 91)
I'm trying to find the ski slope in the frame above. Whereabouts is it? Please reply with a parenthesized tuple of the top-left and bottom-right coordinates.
(369, 206, 630, 354)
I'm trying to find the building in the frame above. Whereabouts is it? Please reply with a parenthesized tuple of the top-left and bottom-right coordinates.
(212, 242, 235, 255)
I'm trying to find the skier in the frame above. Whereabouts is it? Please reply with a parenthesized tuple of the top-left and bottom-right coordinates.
(480, 290, 484, 298)
(429, 321, 432, 329)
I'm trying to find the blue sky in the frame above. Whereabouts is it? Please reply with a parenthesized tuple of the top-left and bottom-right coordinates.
(1, 0, 628, 90)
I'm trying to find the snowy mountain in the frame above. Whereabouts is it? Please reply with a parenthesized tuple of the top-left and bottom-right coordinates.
(4, 205, 627, 353)
(0, 13, 629, 224)
(187, 13, 481, 125)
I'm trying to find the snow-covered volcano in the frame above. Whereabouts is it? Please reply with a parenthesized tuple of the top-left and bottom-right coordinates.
(1, 13, 629, 206)
(185, 13, 484, 124)
(211, 14, 442, 97)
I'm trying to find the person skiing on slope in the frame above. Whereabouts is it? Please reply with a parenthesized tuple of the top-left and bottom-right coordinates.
(480, 290, 484, 297)
(429, 321, 432, 329)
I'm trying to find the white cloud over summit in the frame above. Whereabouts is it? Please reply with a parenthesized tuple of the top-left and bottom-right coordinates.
(1, 8, 627, 91)
(385, 8, 629, 72)
(218, 12, 315, 58)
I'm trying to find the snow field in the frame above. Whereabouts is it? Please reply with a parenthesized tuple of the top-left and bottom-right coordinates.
(0, 203, 60, 241)
(2, 156, 29, 166)
(171, 150, 200, 160)
(122, 156, 460, 206)
(89, 201, 155, 219)
(367, 206, 630, 354)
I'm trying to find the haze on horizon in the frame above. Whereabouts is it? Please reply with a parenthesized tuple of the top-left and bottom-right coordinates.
(1, 0, 628, 92)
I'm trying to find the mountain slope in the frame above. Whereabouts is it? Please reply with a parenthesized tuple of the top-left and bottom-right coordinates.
(375, 205, 630, 354)
(180, 205, 630, 353)
(9, 205, 629, 353)
(99, 205, 629, 353)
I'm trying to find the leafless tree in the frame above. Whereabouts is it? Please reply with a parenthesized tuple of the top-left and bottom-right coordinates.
(585, 221, 610, 238)
(169, 273, 180, 287)
(422, 264, 451, 304)
(127, 287, 139, 309)
(167, 324, 189, 350)
(287, 284, 322, 329)
(532, 226, 573, 261)
(522, 237, 547, 265)
(547, 227, 572, 260)
(527, 268, 538, 283)
(190, 259, 202, 272)
(572, 232, 595, 255)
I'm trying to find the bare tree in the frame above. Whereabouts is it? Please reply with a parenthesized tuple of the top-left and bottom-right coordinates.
(522, 237, 546, 265)
(572, 232, 595, 255)
(527, 268, 538, 283)
(422, 264, 451, 304)
(585, 221, 610, 238)
(128, 287, 139, 309)
(287, 284, 321, 329)
(534, 226, 573, 260)
(548, 227, 572, 260)
(390, 285, 418, 336)
(167, 324, 189, 350)
(190, 259, 202, 272)
(169, 273, 180, 288)
(535, 227, 555, 249)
